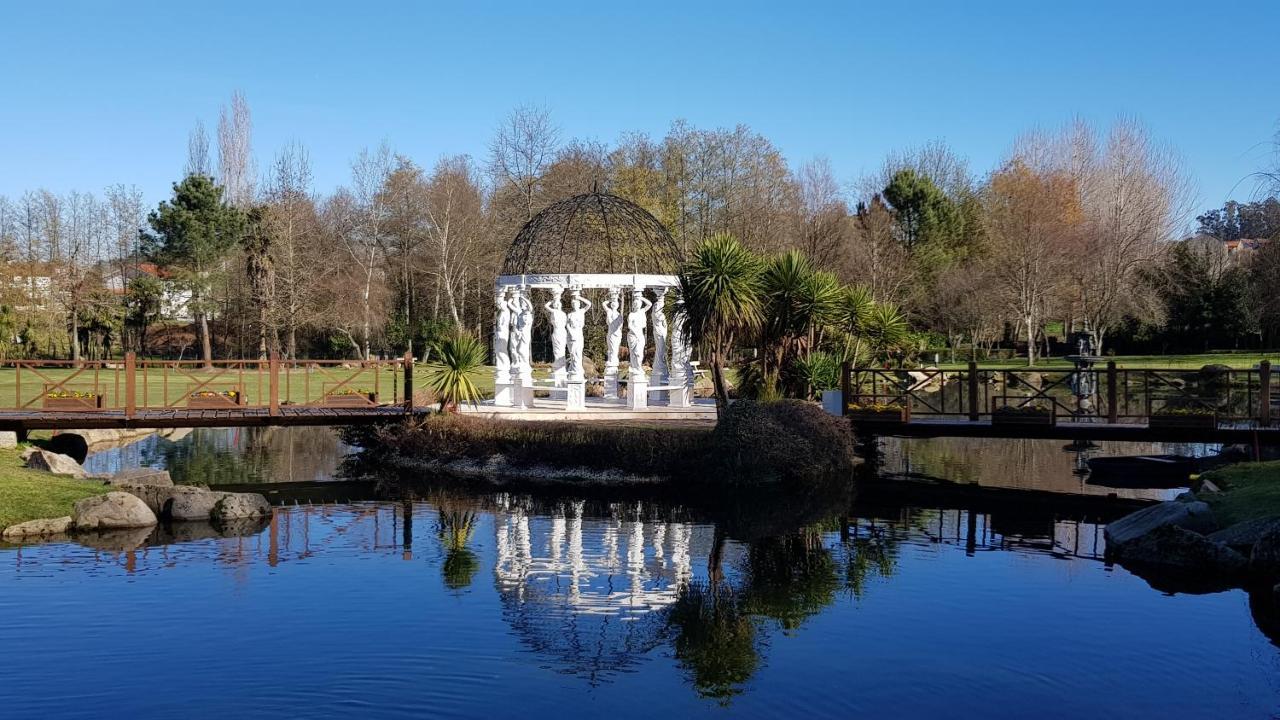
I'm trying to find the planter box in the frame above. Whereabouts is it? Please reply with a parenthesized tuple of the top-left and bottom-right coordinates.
(188, 393, 245, 409)
(1149, 414, 1217, 430)
(42, 395, 104, 411)
(992, 409, 1056, 427)
(848, 406, 910, 425)
(323, 393, 378, 407)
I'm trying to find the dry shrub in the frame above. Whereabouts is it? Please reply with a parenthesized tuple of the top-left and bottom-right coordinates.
(711, 400, 856, 484)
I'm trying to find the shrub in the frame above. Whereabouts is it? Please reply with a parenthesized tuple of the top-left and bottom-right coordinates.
(710, 400, 856, 485)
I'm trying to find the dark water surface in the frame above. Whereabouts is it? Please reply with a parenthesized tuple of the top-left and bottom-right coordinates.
(3, 429, 1280, 718)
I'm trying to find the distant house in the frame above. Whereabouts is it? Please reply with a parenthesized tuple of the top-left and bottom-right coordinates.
(6, 263, 59, 311)
(1222, 237, 1271, 260)
(101, 262, 194, 322)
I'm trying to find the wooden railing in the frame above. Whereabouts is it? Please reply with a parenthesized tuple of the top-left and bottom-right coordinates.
(1, 352, 417, 418)
(841, 360, 1276, 426)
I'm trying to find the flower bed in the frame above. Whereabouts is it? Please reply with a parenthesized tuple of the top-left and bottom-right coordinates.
(188, 389, 244, 408)
(42, 392, 104, 411)
(323, 389, 378, 407)
(1149, 409, 1217, 430)
(847, 402, 910, 425)
(992, 405, 1056, 426)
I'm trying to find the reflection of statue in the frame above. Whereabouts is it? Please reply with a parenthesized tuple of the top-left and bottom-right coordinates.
(565, 287, 592, 381)
(627, 289, 652, 379)
(651, 288, 669, 383)
(544, 286, 567, 386)
(603, 288, 623, 374)
(493, 289, 512, 383)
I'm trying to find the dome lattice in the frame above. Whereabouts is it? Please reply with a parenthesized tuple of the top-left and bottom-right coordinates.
(501, 192, 681, 276)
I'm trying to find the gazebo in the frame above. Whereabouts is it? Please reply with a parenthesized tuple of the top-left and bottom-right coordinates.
(491, 192, 696, 412)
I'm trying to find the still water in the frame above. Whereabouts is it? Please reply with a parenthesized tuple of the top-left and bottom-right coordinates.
(3, 428, 1280, 718)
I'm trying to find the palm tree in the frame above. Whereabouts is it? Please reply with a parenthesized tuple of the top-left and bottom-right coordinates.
(679, 234, 764, 415)
(424, 331, 487, 412)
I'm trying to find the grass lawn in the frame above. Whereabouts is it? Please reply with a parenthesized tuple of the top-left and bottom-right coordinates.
(1200, 461, 1280, 526)
(0, 447, 108, 529)
(932, 351, 1276, 371)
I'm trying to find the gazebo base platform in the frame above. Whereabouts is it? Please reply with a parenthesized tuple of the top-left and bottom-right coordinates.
(462, 396, 718, 422)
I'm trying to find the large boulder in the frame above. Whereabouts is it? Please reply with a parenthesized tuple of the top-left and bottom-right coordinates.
(1208, 517, 1280, 553)
(1251, 529, 1280, 577)
(164, 487, 230, 521)
(1112, 524, 1247, 578)
(72, 492, 157, 530)
(24, 449, 88, 478)
(1104, 500, 1218, 547)
(2, 516, 73, 540)
(107, 468, 173, 488)
(0, 431, 18, 449)
(210, 493, 272, 522)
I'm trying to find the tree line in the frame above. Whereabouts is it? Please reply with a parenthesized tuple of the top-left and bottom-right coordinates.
(0, 93, 1277, 366)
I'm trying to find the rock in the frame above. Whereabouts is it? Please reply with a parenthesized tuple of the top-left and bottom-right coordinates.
(107, 468, 173, 488)
(1198, 478, 1222, 494)
(165, 486, 230, 521)
(24, 449, 88, 478)
(1112, 524, 1247, 578)
(1251, 529, 1280, 577)
(2, 516, 73, 539)
(72, 492, 157, 530)
(210, 493, 272, 522)
(1104, 500, 1218, 547)
(1175, 491, 1198, 503)
(1208, 516, 1280, 552)
(20, 446, 37, 461)
(0, 431, 18, 449)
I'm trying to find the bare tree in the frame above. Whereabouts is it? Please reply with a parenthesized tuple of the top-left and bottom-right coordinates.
(186, 120, 211, 177)
(339, 143, 394, 360)
(217, 90, 256, 208)
(796, 157, 849, 268)
(264, 142, 321, 359)
(423, 155, 485, 325)
(488, 104, 559, 228)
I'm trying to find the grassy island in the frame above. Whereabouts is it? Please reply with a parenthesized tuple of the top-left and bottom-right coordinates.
(0, 448, 107, 529)
(1200, 461, 1280, 527)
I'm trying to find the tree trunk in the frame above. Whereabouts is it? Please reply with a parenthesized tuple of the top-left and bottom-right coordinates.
(199, 311, 213, 369)
(711, 353, 730, 418)
(1024, 313, 1036, 367)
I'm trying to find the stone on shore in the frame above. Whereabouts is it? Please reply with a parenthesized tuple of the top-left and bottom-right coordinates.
(0, 431, 18, 449)
(1111, 524, 1248, 578)
(1104, 500, 1218, 547)
(72, 492, 157, 530)
(1251, 530, 1280, 576)
(165, 486, 230, 521)
(1207, 516, 1280, 553)
(210, 493, 272, 522)
(24, 449, 88, 478)
(107, 468, 173, 488)
(2, 516, 73, 539)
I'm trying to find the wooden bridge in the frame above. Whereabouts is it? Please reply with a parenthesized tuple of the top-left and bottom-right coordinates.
(0, 353, 426, 434)
(840, 361, 1280, 444)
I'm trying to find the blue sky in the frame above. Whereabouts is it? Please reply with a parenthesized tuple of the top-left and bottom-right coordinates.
(2, 1, 1277, 213)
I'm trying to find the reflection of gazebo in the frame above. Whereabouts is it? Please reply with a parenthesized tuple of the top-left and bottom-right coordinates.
(490, 192, 696, 411)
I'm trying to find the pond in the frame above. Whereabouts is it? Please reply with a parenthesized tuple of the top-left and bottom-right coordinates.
(3, 429, 1280, 718)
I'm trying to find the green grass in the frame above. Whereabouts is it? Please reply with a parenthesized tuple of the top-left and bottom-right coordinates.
(0, 447, 109, 529)
(1200, 461, 1280, 527)
(932, 352, 1276, 371)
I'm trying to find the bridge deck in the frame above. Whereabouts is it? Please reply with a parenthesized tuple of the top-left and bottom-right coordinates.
(0, 406, 426, 431)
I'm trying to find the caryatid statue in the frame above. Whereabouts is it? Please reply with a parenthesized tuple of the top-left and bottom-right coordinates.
(602, 287, 623, 395)
(509, 286, 535, 385)
(493, 288, 512, 385)
(627, 288, 653, 380)
(650, 287, 669, 384)
(669, 298, 691, 382)
(544, 285, 568, 386)
(565, 286, 592, 382)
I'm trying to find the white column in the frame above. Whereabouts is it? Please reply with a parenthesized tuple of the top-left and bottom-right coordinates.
(514, 286, 535, 408)
(564, 286, 591, 411)
(493, 286, 514, 406)
(603, 287, 623, 400)
(544, 285, 567, 388)
(650, 287, 669, 404)
(626, 287, 652, 409)
(667, 300, 693, 407)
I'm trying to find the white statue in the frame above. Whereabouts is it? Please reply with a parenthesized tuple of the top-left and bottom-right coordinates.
(670, 299, 691, 381)
(651, 288, 669, 384)
(565, 287, 592, 381)
(603, 287, 623, 377)
(510, 286, 534, 383)
(493, 288, 512, 384)
(627, 288, 652, 379)
(544, 286, 567, 386)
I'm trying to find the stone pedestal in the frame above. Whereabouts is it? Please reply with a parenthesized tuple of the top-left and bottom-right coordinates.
(604, 371, 619, 400)
(494, 382, 515, 407)
(566, 380, 586, 411)
(553, 368, 568, 388)
(516, 381, 535, 409)
(628, 378, 649, 410)
(666, 382, 692, 408)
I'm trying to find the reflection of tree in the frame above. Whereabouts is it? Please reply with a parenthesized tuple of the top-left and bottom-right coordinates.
(140, 427, 346, 485)
(668, 581, 759, 703)
(739, 530, 841, 633)
(840, 528, 899, 600)
(437, 505, 479, 591)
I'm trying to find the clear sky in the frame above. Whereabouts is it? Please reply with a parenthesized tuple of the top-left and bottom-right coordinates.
(2, 0, 1277, 213)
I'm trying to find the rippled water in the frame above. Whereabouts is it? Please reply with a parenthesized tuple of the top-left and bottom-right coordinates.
(3, 429, 1279, 718)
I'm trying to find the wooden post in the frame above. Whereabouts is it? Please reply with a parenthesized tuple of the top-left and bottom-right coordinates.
(124, 352, 136, 419)
(1260, 360, 1272, 427)
(1106, 361, 1118, 425)
(968, 361, 979, 421)
(269, 352, 280, 417)
(403, 351, 414, 413)
(840, 361, 851, 414)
